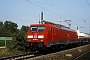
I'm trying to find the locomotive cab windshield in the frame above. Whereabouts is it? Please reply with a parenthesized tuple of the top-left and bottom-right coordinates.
(30, 26, 45, 32)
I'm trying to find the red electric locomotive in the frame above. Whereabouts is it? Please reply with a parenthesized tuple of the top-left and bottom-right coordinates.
(26, 20, 78, 51)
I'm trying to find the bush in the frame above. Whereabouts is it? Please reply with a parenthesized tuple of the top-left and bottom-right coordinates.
(8, 31, 26, 51)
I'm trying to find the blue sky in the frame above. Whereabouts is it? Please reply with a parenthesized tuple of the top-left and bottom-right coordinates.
(0, 0, 90, 33)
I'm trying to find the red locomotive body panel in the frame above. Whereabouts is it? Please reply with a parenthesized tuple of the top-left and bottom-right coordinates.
(26, 20, 78, 48)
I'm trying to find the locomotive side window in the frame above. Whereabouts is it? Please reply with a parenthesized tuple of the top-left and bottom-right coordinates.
(50, 27, 52, 32)
(30, 26, 45, 32)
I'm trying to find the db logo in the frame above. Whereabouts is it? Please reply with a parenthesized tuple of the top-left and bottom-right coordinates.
(34, 33, 37, 38)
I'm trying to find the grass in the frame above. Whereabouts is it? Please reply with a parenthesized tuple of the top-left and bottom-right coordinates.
(0, 48, 27, 58)
(0, 40, 12, 47)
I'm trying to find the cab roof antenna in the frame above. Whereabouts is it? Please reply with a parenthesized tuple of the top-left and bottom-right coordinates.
(39, 14, 40, 24)
(41, 11, 43, 24)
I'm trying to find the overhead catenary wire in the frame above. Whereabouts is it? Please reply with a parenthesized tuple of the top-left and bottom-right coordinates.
(44, 0, 84, 21)
(30, 0, 73, 20)
(32, 0, 89, 26)
(29, 1, 48, 4)
(0, 14, 24, 21)
(26, 0, 66, 20)
(0, 6, 38, 18)
(86, 0, 90, 7)
(0, 6, 28, 22)
(0, 6, 26, 15)
(31, 0, 86, 24)
(0, 6, 39, 22)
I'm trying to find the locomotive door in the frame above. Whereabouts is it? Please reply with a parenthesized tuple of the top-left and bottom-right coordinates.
(50, 27, 53, 41)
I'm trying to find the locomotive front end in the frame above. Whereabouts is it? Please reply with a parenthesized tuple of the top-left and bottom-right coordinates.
(26, 24, 46, 51)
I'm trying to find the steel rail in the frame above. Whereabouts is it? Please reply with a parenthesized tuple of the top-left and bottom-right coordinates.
(0, 52, 38, 60)
(74, 50, 90, 60)
(0, 44, 90, 60)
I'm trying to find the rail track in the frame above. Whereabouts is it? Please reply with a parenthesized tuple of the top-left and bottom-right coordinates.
(0, 52, 41, 60)
(74, 50, 90, 60)
(0, 43, 89, 60)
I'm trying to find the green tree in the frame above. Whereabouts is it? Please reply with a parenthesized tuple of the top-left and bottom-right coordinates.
(13, 25, 28, 50)
(0, 21, 3, 36)
(20, 25, 28, 32)
(0, 21, 3, 27)
(8, 21, 18, 37)
(3, 21, 18, 37)
(3, 21, 11, 36)
(9, 25, 28, 50)
(1, 20, 28, 51)
(9, 31, 26, 50)
(16, 31, 26, 50)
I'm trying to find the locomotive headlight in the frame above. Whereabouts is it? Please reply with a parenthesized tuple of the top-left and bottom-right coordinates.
(38, 35, 44, 38)
(27, 35, 33, 38)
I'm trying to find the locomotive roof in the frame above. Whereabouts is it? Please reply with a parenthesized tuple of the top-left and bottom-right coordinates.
(30, 23, 75, 32)
(30, 24, 47, 26)
(30, 20, 76, 32)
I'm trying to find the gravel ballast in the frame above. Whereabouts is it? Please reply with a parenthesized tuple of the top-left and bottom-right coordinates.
(28, 44, 90, 60)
